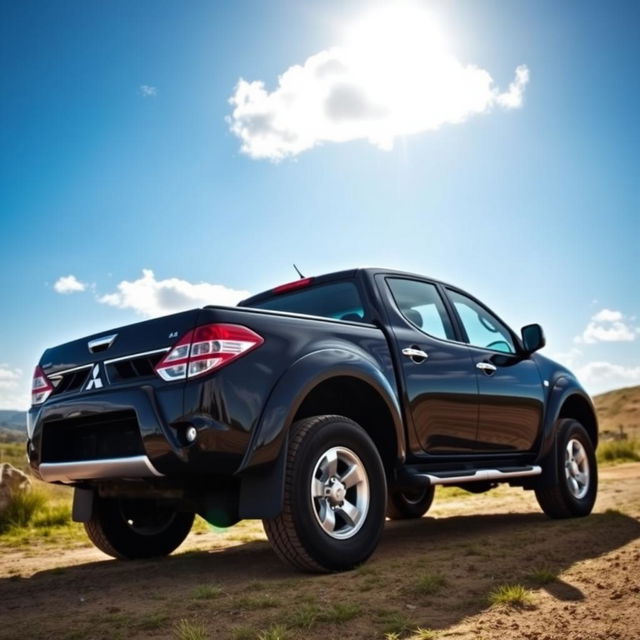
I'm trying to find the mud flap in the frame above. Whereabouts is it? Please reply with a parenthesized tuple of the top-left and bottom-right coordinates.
(533, 435, 559, 489)
(238, 434, 287, 519)
(72, 487, 94, 522)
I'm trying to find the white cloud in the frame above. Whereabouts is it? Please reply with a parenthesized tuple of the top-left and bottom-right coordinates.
(576, 361, 640, 390)
(98, 269, 250, 318)
(0, 364, 26, 411)
(575, 308, 637, 344)
(550, 347, 583, 370)
(139, 85, 157, 97)
(228, 5, 529, 160)
(53, 275, 87, 294)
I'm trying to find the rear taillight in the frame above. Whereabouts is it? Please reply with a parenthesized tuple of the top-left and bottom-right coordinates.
(155, 323, 264, 382)
(32, 365, 53, 405)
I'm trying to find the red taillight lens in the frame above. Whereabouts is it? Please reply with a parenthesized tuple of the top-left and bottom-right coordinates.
(155, 324, 264, 382)
(32, 365, 53, 405)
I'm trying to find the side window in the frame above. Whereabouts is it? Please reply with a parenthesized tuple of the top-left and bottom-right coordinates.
(387, 279, 455, 341)
(447, 289, 516, 354)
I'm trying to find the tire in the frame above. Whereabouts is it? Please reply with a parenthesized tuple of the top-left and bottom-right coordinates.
(535, 419, 598, 519)
(263, 415, 387, 573)
(387, 486, 434, 520)
(84, 496, 195, 559)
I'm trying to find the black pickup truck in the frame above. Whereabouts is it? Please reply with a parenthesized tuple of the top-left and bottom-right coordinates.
(28, 268, 598, 572)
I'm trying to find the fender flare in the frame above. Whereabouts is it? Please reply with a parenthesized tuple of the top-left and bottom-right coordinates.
(236, 347, 404, 518)
(534, 376, 597, 488)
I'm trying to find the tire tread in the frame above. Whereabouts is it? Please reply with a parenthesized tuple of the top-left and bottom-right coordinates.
(263, 415, 336, 572)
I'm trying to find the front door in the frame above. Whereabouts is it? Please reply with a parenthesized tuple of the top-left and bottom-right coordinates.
(445, 288, 545, 452)
(378, 276, 479, 454)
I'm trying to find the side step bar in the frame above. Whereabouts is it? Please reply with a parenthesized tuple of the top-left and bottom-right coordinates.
(401, 465, 542, 488)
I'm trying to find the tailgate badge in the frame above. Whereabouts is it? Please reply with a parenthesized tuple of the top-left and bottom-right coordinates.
(85, 364, 104, 390)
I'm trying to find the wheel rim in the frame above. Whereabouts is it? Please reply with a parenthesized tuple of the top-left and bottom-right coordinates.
(310, 446, 370, 540)
(118, 500, 177, 536)
(564, 438, 590, 499)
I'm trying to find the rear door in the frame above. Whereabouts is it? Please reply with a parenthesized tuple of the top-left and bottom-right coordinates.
(376, 275, 478, 454)
(444, 287, 544, 452)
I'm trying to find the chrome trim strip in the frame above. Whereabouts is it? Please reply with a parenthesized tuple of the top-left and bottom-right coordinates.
(103, 347, 170, 366)
(418, 465, 542, 486)
(88, 334, 118, 353)
(48, 363, 93, 379)
(39, 455, 164, 483)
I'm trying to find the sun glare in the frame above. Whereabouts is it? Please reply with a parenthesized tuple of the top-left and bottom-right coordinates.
(229, 1, 529, 159)
(346, 4, 448, 59)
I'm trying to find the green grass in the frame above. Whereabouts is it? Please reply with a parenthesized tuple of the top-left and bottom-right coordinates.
(257, 625, 289, 640)
(174, 619, 207, 640)
(413, 573, 447, 596)
(0, 442, 28, 470)
(526, 567, 558, 585)
(325, 602, 361, 622)
(283, 603, 319, 629)
(377, 611, 411, 636)
(0, 488, 46, 533)
(230, 626, 256, 640)
(488, 584, 534, 608)
(192, 584, 224, 600)
(136, 612, 171, 630)
(237, 594, 281, 610)
(597, 439, 640, 463)
(410, 629, 437, 640)
(0, 480, 91, 547)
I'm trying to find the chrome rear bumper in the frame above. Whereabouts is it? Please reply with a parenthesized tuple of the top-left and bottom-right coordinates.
(39, 455, 164, 483)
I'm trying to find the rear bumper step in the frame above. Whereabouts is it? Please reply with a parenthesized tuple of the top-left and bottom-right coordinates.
(39, 455, 164, 483)
(401, 465, 542, 488)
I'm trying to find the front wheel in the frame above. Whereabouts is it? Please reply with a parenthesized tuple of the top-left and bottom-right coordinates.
(535, 419, 598, 519)
(84, 496, 195, 559)
(263, 415, 387, 572)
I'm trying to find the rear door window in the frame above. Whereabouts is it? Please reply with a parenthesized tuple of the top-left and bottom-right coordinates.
(386, 278, 455, 341)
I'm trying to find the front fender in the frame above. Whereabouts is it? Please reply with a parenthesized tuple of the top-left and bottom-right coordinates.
(237, 347, 404, 474)
(534, 375, 595, 487)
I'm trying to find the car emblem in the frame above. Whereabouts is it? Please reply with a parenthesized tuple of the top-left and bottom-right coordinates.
(85, 364, 104, 390)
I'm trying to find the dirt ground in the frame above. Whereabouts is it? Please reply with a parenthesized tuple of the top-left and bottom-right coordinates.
(1, 463, 639, 640)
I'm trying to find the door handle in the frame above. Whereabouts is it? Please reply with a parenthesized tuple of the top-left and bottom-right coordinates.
(402, 347, 429, 361)
(476, 362, 497, 374)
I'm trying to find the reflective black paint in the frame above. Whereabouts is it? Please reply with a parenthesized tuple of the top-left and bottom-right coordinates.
(28, 268, 596, 498)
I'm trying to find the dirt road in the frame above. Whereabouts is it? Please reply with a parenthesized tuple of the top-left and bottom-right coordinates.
(1, 463, 639, 640)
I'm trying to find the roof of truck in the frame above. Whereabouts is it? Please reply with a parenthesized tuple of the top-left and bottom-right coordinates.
(239, 267, 454, 307)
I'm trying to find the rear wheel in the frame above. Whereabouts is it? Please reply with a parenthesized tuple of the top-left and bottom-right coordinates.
(84, 496, 194, 559)
(535, 419, 597, 519)
(263, 415, 387, 572)
(387, 486, 434, 520)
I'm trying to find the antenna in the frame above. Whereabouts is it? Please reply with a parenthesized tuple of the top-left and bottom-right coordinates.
(293, 264, 305, 279)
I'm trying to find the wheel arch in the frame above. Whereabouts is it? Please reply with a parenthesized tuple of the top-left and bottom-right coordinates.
(236, 348, 404, 519)
(558, 393, 598, 449)
(292, 375, 400, 478)
(534, 377, 598, 489)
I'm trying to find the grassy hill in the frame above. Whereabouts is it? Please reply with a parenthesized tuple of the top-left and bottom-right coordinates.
(593, 385, 640, 440)
(0, 410, 26, 443)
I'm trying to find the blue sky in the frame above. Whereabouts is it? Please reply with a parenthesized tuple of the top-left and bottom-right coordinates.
(1, 0, 638, 409)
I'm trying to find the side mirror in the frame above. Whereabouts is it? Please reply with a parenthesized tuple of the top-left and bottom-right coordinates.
(521, 323, 546, 354)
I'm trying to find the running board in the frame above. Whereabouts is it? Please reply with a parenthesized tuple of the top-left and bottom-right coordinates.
(401, 465, 542, 488)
